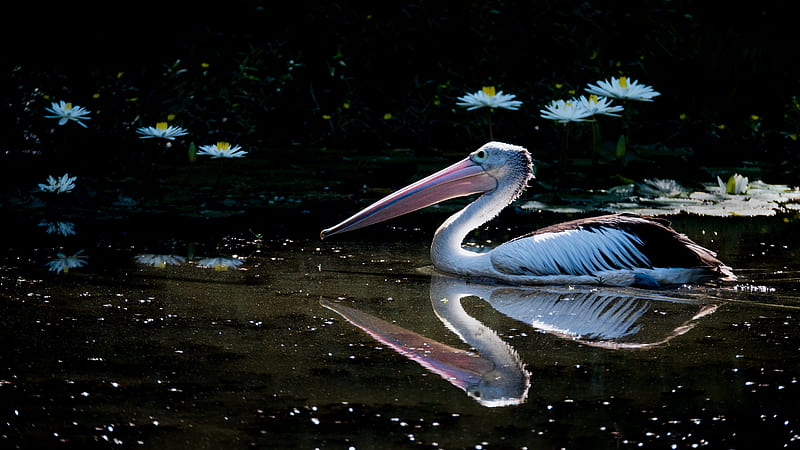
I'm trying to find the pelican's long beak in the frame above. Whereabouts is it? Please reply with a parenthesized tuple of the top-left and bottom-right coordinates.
(321, 157, 496, 239)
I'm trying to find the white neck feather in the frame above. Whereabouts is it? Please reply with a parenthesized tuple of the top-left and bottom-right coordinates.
(430, 181, 522, 275)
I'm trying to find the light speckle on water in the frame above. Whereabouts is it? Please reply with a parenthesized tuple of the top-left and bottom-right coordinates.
(1, 211, 799, 448)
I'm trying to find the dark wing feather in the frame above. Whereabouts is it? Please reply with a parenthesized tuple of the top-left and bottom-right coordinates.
(494, 213, 732, 278)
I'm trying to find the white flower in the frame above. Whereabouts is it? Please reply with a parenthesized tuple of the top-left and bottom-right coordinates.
(456, 86, 523, 111)
(539, 99, 593, 123)
(44, 101, 91, 128)
(196, 142, 248, 159)
(575, 95, 624, 117)
(196, 257, 245, 271)
(136, 122, 189, 140)
(718, 174, 749, 195)
(638, 178, 686, 198)
(135, 254, 186, 268)
(585, 77, 660, 101)
(46, 250, 88, 273)
(44, 101, 92, 128)
(38, 173, 77, 194)
(38, 220, 76, 236)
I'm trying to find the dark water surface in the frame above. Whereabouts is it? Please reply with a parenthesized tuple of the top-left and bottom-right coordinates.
(1, 209, 799, 449)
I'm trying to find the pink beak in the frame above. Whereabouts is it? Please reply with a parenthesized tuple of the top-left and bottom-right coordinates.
(321, 157, 497, 239)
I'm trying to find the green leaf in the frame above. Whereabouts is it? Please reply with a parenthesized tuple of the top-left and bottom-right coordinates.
(615, 134, 626, 159)
(188, 142, 197, 163)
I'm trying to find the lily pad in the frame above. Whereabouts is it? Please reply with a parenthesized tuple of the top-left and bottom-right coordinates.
(522, 179, 800, 217)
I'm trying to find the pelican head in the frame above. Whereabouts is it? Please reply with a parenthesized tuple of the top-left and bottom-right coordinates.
(321, 142, 533, 239)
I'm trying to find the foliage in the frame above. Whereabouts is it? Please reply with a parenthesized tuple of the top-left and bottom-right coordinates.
(1, 0, 799, 191)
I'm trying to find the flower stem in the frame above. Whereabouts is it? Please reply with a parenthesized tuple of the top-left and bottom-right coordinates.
(560, 123, 570, 168)
(487, 109, 494, 141)
(216, 159, 224, 186)
(591, 119, 599, 165)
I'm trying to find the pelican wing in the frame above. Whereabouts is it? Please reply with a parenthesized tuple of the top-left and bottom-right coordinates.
(490, 214, 728, 277)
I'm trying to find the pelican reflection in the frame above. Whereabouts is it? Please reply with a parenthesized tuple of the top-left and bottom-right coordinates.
(441, 276, 719, 350)
(322, 274, 717, 407)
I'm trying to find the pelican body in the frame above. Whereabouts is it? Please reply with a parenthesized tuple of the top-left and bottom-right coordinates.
(321, 142, 734, 287)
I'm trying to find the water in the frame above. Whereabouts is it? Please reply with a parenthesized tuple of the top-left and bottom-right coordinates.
(1, 209, 799, 449)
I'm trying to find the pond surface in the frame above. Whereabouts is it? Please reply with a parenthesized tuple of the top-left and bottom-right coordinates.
(1, 208, 799, 449)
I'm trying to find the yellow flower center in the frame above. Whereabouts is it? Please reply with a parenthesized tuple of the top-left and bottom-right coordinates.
(589, 94, 599, 104)
(482, 86, 496, 97)
(65, 102, 73, 111)
(216, 142, 231, 150)
(619, 77, 628, 89)
(156, 122, 169, 130)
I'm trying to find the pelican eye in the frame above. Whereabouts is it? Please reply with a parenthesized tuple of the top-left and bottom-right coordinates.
(472, 150, 488, 163)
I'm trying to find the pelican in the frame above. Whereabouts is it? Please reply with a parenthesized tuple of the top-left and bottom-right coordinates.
(321, 142, 734, 287)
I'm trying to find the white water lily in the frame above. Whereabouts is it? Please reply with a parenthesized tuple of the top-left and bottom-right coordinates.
(576, 94, 624, 117)
(456, 86, 523, 111)
(196, 142, 248, 159)
(637, 178, 687, 198)
(44, 101, 91, 128)
(586, 77, 660, 102)
(539, 99, 593, 123)
(38, 173, 77, 194)
(46, 250, 88, 273)
(718, 174, 749, 195)
(136, 122, 189, 140)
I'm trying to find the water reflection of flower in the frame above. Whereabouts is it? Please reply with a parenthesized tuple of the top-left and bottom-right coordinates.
(38, 220, 76, 236)
(136, 122, 189, 140)
(46, 250, 87, 273)
(196, 257, 245, 270)
(585, 77, 660, 102)
(38, 173, 77, 194)
(196, 142, 247, 158)
(44, 100, 91, 128)
(135, 254, 187, 268)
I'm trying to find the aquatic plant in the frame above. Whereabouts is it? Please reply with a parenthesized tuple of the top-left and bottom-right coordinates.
(196, 142, 248, 185)
(456, 87, 523, 111)
(37, 173, 77, 194)
(539, 99, 593, 123)
(196, 142, 247, 159)
(583, 77, 660, 162)
(136, 122, 189, 140)
(457, 86, 522, 139)
(637, 178, 688, 198)
(585, 77, 660, 102)
(44, 100, 91, 128)
(523, 177, 800, 217)
(717, 173, 750, 195)
(540, 95, 623, 165)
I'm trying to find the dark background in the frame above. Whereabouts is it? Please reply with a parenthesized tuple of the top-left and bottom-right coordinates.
(2, 0, 799, 185)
